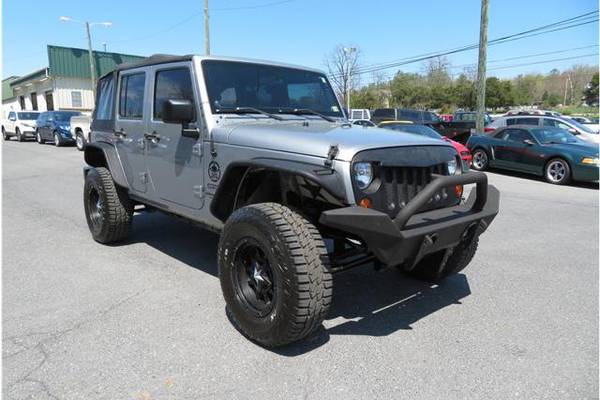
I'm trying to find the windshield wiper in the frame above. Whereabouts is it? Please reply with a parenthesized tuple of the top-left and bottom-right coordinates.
(215, 106, 283, 121)
(277, 108, 336, 123)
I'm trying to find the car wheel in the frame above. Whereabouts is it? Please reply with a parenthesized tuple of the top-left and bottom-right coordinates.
(36, 130, 45, 144)
(471, 148, 489, 171)
(84, 167, 133, 244)
(54, 131, 62, 147)
(16, 128, 23, 142)
(2, 126, 9, 141)
(545, 158, 571, 185)
(76, 132, 85, 151)
(402, 231, 479, 283)
(218, 202, 332, 347)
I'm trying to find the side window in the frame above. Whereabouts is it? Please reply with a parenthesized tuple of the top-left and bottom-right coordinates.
(96, 75, 115, 120)
(506, 129, 531, 142)
(154, 68, 195, 120)
(119, 73, 146, 119)
(506, 118, 517, 126)
(515, 117, 539, 125)
(8, 112, 15, 120)
(71, 91, 82, 108)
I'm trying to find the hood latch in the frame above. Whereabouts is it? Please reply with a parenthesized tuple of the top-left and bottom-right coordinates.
(324, 144, 339, 168)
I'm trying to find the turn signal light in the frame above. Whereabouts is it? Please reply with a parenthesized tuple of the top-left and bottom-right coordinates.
(455, 185, 463, 198)
(359, 198, 372, 208)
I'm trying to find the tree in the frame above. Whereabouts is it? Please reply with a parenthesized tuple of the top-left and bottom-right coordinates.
(390, 72, 429, 107)
(324, 45, 361, 109)
(452, 74, 476, 110)
(584, 72, 599, 106)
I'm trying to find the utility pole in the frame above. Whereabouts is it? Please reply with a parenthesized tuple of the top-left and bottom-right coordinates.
(204, 0, 211, 55)
(85, 22, 97, 99)
(475, 0, 489, 134)
(343, 47, 356, 114)
(102, 42, 107, 52)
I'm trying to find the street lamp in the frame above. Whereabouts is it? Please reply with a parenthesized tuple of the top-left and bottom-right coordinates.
(59, 16, 112, 100)
(343, 47, 356, 115)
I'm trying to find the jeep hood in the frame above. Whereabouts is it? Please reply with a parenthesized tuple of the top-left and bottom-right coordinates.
(213, 120, 453, 161)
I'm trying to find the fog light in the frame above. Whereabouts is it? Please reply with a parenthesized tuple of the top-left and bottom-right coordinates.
(455, 185, 463, 198)
(359, 198, 372, 208)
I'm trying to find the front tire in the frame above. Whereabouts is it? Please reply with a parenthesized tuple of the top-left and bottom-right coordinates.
(218, 203, 332, 347)
(54, 131, 62, 147)
(84, 167, 133, 244)
(545, 158, 571, 185)
(36, 130, 45, 144)
(16, 128, 23, 142)
(471, 148, 489, 171)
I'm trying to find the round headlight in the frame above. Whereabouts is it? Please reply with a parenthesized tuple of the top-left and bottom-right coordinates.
(447, 159, 458, 175)
(353, 162, 373, 190)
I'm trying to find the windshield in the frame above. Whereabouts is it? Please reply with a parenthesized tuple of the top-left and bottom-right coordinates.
(53, 112, 80, 122)
(563, 117, 597, 133)
(530, 127, 581, 144)
(202, 60, 343, 118)
(383, 123, 442, 139)
(17, 112, 39, 120)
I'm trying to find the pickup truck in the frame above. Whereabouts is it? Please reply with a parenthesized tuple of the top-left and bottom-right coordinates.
(70, 114, 91, 151)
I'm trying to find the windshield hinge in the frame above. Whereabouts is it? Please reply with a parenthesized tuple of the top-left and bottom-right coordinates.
(324, 144, 339, 168)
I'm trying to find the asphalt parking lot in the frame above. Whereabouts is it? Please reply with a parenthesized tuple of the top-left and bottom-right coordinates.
(3, 140, 598, 400)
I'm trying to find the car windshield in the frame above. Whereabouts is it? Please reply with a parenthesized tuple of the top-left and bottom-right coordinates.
(53, 112, 80, 122)
(383, 123, 442, 139)
(17, 112, 39, 120)
(530, 127, 581, 144)
(202, 60, 343, 118)
(562, 117, 597, 133)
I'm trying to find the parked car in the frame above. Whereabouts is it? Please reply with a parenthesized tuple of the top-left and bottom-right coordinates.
(2, 111, 40, 141)
(82, 54, 499, 347)
(467, 125, 599, 185)
(505, 109, 561, 117)
(35, 111, 82, 147)
(352, 119, 375, 127)
(70, 114, 91, 151)
(371, 108, 441, 125)
(485, 114, 600, 144)
(379, 121, 472, 165)
(432, 111, 493, 143)
(348, 108, 371, 121)
(571, 116, 600, 132)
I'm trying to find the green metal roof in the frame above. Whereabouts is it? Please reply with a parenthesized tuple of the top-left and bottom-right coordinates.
(47, 45, 145, 79)
(2, 76, 20, 101)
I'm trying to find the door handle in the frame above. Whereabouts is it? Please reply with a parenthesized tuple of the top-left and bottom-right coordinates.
(144, 132, 160, 144)
(113, 129, 127, 139)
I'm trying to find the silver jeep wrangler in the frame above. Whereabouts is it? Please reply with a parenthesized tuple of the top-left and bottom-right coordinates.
(83, 55, 499, 347)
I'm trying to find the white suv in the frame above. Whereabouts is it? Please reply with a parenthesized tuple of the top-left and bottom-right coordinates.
(486, 115, 600, 144)
(2, 111, 40, 142)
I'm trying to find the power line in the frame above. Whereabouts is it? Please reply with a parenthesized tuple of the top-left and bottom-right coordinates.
(486, 53, 599, 72)
(213, 0, 295, 11)
(330, 10, 598, 78)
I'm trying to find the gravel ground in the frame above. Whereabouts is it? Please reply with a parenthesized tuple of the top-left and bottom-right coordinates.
(3, 140, 598, 399)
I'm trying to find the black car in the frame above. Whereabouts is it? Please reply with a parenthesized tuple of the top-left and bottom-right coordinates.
(467, 125, 599, 185)
(36, 111, 81, 147)
(371, 108, 440, 125)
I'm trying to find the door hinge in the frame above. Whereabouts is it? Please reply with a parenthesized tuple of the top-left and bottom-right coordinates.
(193, 185, 204, 198)
(139, 172, 148, 184)
(192, 143, 202, 157)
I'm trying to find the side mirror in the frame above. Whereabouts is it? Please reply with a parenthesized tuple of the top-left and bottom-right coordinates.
(523, 139, 535, 146)
(163, 99, 194, 124)
(568, 128, 578, 135)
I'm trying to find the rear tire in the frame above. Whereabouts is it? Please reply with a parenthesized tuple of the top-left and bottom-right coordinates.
(83, 167, 133, 244)
(218, 203, 332, 347)
(403, 234, 479, 283)
(544, 158, 571, 185)
(2, 127, 9, 141)
(471, 148, 489, 171)
(75, 131, 85, 151)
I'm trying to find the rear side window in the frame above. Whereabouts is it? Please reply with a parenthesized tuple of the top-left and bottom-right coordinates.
(96, 75, 115, 120)
(119, 73, 146, 119)
(373, 109, 394, 118)
(509, 117, 538, 126)
(153, 68, 195, 120)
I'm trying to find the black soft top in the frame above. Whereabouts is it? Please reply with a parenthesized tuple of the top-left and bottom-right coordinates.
(98, 54, 194, 80)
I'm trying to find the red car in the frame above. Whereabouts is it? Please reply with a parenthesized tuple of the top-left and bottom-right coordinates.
(379, 122, 472, 165)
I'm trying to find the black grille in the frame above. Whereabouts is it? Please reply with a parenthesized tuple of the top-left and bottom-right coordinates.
(373, 163, 454, 218)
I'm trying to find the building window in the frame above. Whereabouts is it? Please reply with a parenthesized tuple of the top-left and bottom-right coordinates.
(30, 92, 38, 110)
(45, 91, 54, 111)
(71, 91, 82, 108)
(18, 96, 25, 110)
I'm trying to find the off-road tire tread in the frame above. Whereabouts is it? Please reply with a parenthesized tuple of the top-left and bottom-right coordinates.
(219, 202, 332, 347)
(85, 167, 133, 243)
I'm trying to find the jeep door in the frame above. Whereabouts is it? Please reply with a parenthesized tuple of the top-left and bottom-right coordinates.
(115, 68, 149, 193)
(145, 63, 204, 209)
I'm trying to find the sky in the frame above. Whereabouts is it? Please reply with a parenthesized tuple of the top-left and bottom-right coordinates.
(2, 0, 599, 83)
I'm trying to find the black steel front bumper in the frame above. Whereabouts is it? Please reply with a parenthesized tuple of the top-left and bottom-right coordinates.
(319, 172, 499, 267)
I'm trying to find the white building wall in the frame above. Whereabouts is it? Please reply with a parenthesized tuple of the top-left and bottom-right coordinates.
(2, 99, 21, 118)
(13, 79, 53, 112)
(53, 77, 94, 111)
